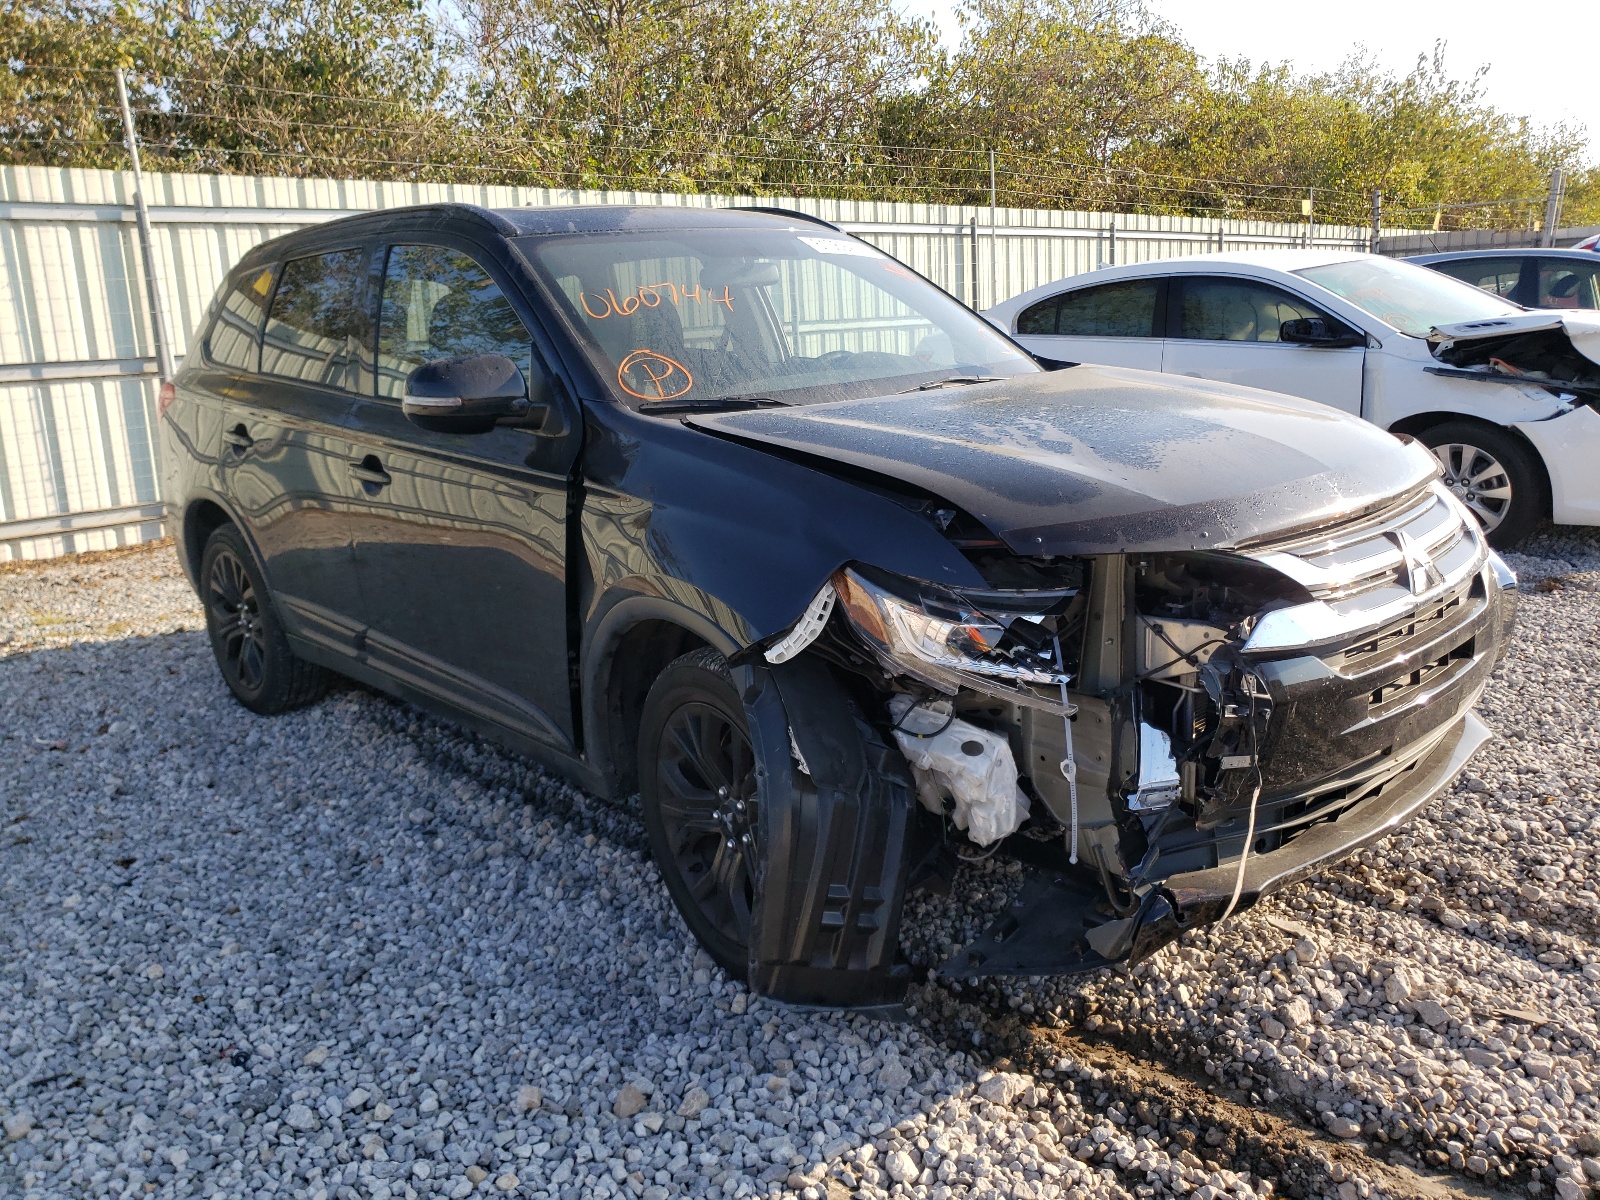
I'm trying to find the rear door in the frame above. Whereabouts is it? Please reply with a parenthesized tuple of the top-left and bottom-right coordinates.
(344, 238, 579, 752)
(1009, 277, 1166, 371)
(217, 248, 370, 656)
(1160, 274, 1365, 413)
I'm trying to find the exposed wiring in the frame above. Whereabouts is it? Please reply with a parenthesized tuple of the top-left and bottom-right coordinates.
(1217, 677, 1265, 925)
(1138, 620, 1229, 682)
(1052, 634, 1079, 866)
(890, 699, 956, 739)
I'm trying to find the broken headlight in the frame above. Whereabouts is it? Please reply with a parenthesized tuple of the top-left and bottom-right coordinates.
(831, 566, 1078, 710)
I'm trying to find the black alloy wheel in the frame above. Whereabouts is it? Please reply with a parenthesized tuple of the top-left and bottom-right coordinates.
(207, 544, 266, 692)
(200, 524, 329, 714)
(639, 648, 761, 976)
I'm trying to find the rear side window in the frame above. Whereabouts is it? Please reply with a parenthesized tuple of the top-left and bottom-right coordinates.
(1055, 280, 1160, 337)
(1016, 296, 1059, 335)
(1430, 257, 1524, 299)
(377, 245, 531, 399)
(1173, 276, 1324, 342)
(206, 265, 275, 372)
(261, 249, 367, 390)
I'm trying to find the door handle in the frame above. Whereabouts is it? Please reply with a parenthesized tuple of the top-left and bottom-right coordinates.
(223, 425, 254, 451)
(347, 456, 392, 489)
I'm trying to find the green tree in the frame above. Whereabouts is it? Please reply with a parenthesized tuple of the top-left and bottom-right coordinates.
(2, 0, 1593, 226)
(460, 0, 939, 194)
(0, 0, 463, 179)
(884, 0, 1206, 208)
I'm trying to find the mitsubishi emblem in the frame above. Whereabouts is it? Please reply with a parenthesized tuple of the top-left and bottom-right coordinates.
(1391, 531, 1441, 597)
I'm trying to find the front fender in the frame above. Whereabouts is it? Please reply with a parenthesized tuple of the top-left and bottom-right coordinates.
(1513, 404, 1600, 526)
(580, 404, 988, 646)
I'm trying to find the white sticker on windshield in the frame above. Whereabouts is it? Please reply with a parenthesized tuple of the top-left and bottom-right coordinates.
(799, 235, 881, 258)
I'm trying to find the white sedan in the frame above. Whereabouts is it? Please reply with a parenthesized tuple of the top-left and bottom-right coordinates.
(986, 250, 1600, 546)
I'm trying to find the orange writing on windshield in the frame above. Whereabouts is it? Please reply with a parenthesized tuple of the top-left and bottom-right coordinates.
(581, 283, 734, 320)
(618, 350, 694, 400)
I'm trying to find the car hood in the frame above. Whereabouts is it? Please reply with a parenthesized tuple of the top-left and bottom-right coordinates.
(687, 366, 1439, 556)
(1429, 311, 1600, 365)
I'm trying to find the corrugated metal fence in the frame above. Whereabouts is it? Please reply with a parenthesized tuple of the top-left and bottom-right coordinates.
(0, 164, 1371, 561)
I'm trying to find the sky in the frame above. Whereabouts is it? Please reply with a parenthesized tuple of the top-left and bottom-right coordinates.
(898, 0, 1600, 148)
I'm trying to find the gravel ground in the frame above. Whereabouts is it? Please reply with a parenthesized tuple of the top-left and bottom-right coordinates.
(2, 531, 1598, 1200)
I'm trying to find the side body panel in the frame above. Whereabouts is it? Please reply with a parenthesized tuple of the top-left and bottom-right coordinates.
(1013, 332, 1164, 371)
(1160, 339, 1364, 413)
(217, 374, 365, 655)
(341, 398, 577, 750)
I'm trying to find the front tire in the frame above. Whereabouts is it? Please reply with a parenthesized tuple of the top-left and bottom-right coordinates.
(1420, 421, 1547, 549)
(200, 525, 329, 714)
(639, 648, 760, 978)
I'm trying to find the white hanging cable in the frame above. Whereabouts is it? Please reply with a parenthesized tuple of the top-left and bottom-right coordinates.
(1218, 679, 1264, 924)
(1052, 635, 1079, 865)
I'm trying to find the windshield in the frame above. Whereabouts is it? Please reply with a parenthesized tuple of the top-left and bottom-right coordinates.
(520, 226, 1037, 407)
(1296, 256, 1522, 337)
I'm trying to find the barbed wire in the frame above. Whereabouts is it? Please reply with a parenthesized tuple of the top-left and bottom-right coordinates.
(0, 62, 1556, 229)
(4, 62, 1379, 203)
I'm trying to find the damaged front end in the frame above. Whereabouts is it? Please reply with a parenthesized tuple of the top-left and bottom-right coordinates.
(755, 480, 1513, 1000)
(1427, 312, 1600, 400)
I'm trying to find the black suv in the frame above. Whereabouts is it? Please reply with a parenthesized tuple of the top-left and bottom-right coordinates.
(163, 204, 1514, 1008)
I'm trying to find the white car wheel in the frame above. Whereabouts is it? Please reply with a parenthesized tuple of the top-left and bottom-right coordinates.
(1431, 442, 1513, 532)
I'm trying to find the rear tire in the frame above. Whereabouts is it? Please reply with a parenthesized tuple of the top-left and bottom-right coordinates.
(1420, 421, 1547, 549)
(200, 525, 329, 714)
(639, 648, 760, 978)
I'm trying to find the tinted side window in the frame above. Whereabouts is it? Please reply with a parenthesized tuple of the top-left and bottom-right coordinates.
(1536, 259, 1600, 309)
(206, 265, 275, 372)
(377, 245, 532, 399)
(1174, 277, 1324, 342)
(1016, 297, 1059, 335)
(1430, 256, 1524, 299)
(261, 249, 367, 389)
(1056, 280, 1160, 338)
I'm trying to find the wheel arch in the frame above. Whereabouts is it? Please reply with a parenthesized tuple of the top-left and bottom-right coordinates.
(1388, 409, 1539, 452)
(581, 592, 741, 799)
(1388, 411, 1552, 493)
(179, 492, 262, 590)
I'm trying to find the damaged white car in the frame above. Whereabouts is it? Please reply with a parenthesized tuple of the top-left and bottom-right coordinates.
(989, 251, 1600, 546)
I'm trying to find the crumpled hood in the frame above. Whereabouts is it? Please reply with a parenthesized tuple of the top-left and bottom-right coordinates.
(688, 366, 1438, 555)
(1430, 311, 1600, 365)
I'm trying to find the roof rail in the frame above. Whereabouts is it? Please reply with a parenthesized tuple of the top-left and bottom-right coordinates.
(730, 205, 842, 231)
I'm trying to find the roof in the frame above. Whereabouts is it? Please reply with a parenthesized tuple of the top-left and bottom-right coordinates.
(985, 247, 1371, 318)
(227, 202, 843, 274)
(1406, 247, 1600, 264)
(273, 202, 834, 243)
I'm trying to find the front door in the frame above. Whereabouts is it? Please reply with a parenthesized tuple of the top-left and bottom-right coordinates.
(1160, 275, 1365, 414)
(345, 240, 577, 751)
(220, 249, 370, 657)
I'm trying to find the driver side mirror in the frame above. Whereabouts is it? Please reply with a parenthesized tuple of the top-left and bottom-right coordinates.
(402, 354, 568, 436)
(1280, 317, 1364, 348)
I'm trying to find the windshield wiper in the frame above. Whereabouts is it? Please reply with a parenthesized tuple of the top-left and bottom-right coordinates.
(636, 395, 788, 415)
(897, 375, 1001, 393)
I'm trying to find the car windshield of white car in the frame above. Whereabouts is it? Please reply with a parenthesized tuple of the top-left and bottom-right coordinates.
(1296, 257, 1521, 337)
(522, 228, 1038, 408)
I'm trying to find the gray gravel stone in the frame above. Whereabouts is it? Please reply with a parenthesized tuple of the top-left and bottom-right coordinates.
(7, 531, 1600, 1200)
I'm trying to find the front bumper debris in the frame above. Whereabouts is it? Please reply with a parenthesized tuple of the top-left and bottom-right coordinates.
(941, 711, 1492, 978)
